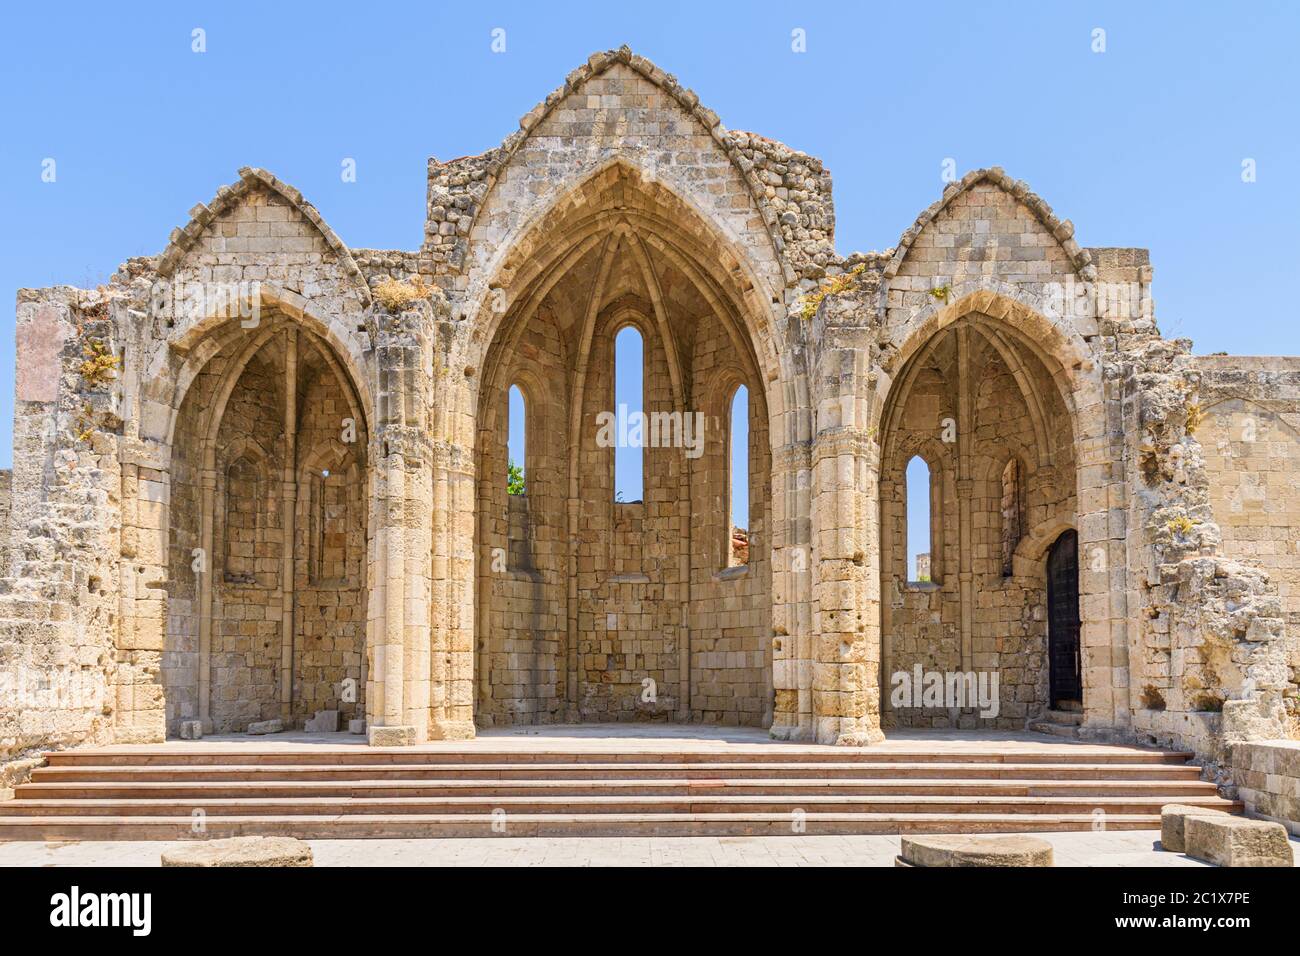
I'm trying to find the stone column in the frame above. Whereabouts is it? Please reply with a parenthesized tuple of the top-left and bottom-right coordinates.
(956, 326, 974, 672)
(364, 306, 437, 746)
(809, 335, 883, 746)
(426, 376, 477, 740)
(196, 468, 216, 730)
(279, 329, 298, 720)
(769, 439, 814, 740)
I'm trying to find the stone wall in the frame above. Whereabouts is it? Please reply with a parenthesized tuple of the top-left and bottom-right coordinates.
(0, 469, 10, 575)
(1124, 340, 1298, 766)
(1230, 739, 1300, 836)
(1, 48, 1297, 797)
(1, 288, 123, 773)
(1196, 357, 1300, 634)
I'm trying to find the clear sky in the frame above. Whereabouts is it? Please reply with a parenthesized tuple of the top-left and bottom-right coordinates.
(2, 1, 1297, 515)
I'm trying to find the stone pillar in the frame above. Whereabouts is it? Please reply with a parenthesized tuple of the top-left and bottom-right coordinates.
(956, 327, 974, 671)
(770, 440, 814, 740)
(115, 438, 170, 744)
(278, 329, 298, 720)
(809, 335, 883, 746)
(426, 374, 476, 740)
(364, 306, 438, 746)
(196, 468, 216, 730)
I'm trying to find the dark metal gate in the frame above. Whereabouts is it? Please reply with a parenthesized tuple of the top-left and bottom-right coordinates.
(1046, 530, 1082, 707)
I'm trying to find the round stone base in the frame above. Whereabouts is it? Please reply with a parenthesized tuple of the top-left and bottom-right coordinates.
(162, 836, 314, 867)
(899, 835, 1054, 867)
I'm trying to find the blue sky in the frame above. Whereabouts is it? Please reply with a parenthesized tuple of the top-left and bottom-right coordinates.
(2, 0, 1297, 559)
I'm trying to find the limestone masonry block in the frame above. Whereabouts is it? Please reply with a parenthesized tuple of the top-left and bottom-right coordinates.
(368, 725, 416, 747)
(1159, 803, 1229, 853)
(304, 710, 340, 733)
(1184, 816, 1294, 867)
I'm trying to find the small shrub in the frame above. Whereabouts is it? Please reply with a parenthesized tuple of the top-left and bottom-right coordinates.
(373, 275, 431, 312)
(78, 339, 120, 388)
(797, 263, 866, 321)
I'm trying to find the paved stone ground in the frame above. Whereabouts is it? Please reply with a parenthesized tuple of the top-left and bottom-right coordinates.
(73, 724, 1193, 756)
(5, 830, 1296, 867)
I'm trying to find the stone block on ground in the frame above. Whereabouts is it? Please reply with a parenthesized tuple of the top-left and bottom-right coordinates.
(1160, 803, 1229, 853)
(898, 835, 1053, 867)
(178, 720, 203, 740)
(246, 719, 283, 735)
(348, 718, 366, 735)
(368, 724, 415, 746)
(1184, 816, 1294, 867)
(161, 836, 313, 868)
(304, 710, 339, 733)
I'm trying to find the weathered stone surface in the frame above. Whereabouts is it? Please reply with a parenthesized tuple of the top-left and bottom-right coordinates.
(14, 304, 67, 402)
(1184, 815, 1294, 867)
(0, 756, 44, 801)
(0, 46, 1296, 793)
(247, 719, 284, 736)
(161, 836, 313, 868)
(304, 710, 339, 733)
(1160, 803, 1230, 853)
(899, 835, 1053, 867)
(1230, 740, 1300, 836)
(368, 725, 416, 747)
(178, 720, 203, 740)
(348, 718, 367, 735)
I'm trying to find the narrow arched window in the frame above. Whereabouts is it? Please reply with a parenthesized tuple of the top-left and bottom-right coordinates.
(1000, 458, 1023, 577)
(728, 385, 750, 566)
(613, 326, 643, 503)
(905, 455, 933, 583)
(507, 384, 525, 495)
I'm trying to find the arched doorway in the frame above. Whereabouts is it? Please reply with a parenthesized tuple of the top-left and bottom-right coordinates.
(878, 313, 1078, 728)
(471, 164, 775, 728)
(163, 316, 370, 736)
(1046, 529, 1082, 709)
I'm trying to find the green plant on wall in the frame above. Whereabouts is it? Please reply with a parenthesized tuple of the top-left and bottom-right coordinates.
(797, 262, 867, 321)
(78, 338, 120, 388)
(507, 459, 525, 495)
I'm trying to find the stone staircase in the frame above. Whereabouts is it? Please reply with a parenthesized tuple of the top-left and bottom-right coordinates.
(0, 742, 1239, 840)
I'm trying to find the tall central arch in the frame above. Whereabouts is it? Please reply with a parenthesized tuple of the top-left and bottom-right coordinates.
(471, 163, 779, 727)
